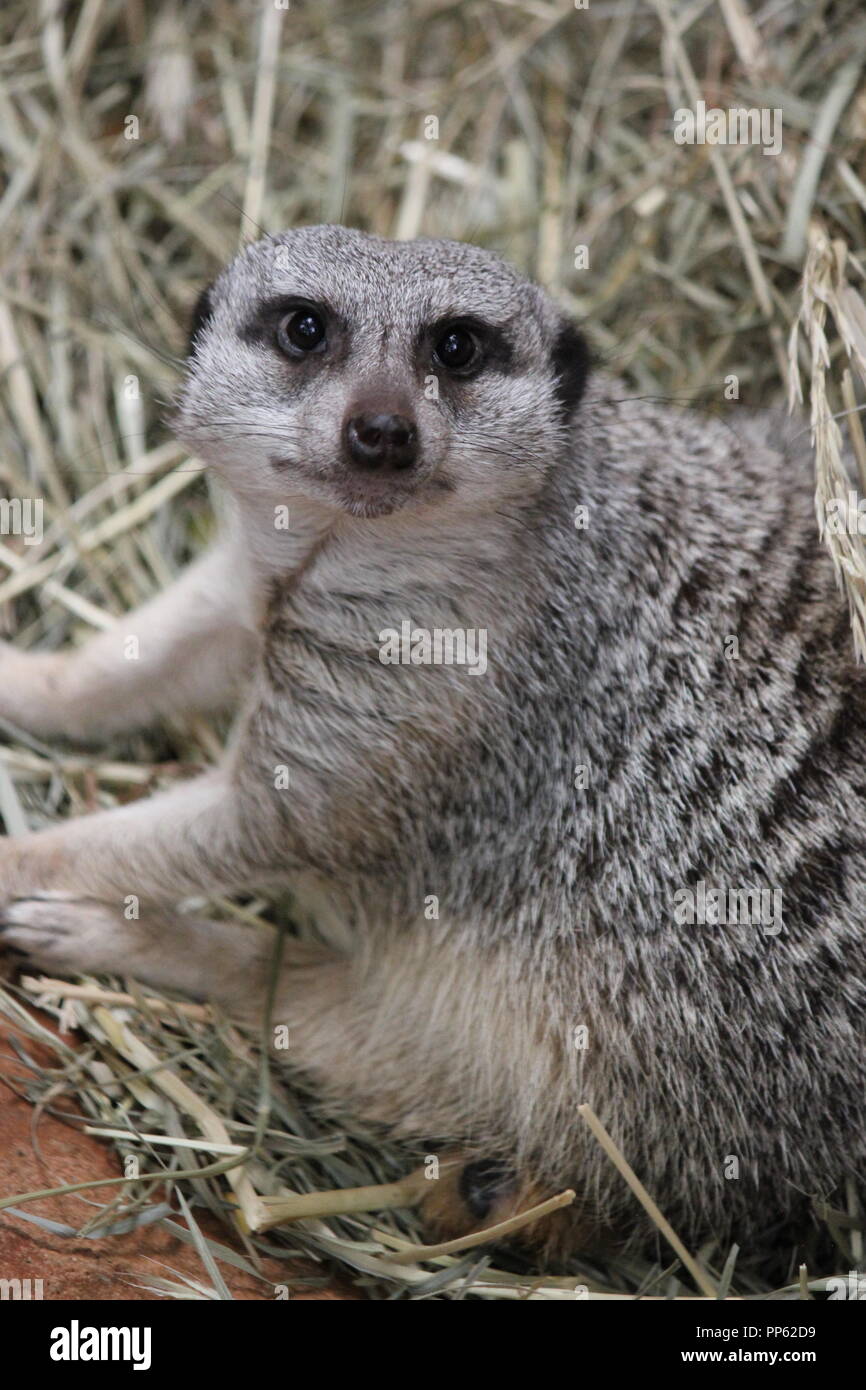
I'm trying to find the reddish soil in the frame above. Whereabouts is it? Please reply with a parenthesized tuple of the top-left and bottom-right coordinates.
(0, 989, 355, 1301)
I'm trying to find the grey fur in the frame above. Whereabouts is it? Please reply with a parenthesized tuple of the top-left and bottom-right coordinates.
(1, 226, 863, 1262)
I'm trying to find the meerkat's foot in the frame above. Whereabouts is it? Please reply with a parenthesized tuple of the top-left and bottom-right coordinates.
(419, 1151, 583, 1260)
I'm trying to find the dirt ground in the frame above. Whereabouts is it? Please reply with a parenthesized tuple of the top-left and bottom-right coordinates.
(0, 1005, 353, 1301)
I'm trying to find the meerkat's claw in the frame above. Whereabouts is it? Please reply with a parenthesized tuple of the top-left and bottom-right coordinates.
(0, 894, 124, 975)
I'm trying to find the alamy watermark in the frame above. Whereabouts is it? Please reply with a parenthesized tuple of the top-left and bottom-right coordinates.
(673, 880, 783, 936)
(0, 497, 43, 545)
(824, 491, 866, 534)
(378, 620, 487, 675)
(827, 1271, 866, 1299)
(673, 100, 782, 157)
(0, 1277, 43, 1299)
(49, 1321, 151, 1370)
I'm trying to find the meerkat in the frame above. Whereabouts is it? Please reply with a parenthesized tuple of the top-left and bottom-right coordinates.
(1, 224, 865, 1266)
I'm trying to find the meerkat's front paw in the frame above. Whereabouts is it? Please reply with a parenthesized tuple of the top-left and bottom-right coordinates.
(0, 893, 129, 975)
(0, 893, 287, 1013)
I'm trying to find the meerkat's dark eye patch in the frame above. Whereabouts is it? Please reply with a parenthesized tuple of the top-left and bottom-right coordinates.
(427, 316, 512, 377)
(187, 283, 215, 357)
(239, 297, 333, 355)
(551, 319, 590, 416)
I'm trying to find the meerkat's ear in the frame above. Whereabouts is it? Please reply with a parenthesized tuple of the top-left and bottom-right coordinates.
(188, 282, 215, 356)
(550, 319, 590, 416)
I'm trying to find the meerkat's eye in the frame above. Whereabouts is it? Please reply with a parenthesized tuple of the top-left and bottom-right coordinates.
(433, 325, 478, 371)
(277, 307, 326, 355)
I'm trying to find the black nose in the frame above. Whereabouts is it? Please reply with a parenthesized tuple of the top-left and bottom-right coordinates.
(344, 412, 418, 472)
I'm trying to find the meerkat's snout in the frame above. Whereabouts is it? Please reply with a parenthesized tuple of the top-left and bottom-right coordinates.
(343, 408, 419, 472)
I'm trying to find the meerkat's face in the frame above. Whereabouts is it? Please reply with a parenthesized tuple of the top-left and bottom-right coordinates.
(176, 226, 588, 520)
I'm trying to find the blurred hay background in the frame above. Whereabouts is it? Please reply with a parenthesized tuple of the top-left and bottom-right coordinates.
(1, 0, 865, 1299)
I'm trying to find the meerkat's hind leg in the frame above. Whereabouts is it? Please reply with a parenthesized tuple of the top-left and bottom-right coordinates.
(417, 1151, 600, 1265)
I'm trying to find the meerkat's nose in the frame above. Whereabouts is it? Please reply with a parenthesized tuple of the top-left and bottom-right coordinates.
(344, 412, 418, 472)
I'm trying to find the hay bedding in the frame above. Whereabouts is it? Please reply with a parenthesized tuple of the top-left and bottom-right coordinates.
(0, 0, 865, 1298)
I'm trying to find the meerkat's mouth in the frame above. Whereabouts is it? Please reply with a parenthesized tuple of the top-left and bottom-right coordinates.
(267, 450, 446, 519)
(332, 477, 424, 519)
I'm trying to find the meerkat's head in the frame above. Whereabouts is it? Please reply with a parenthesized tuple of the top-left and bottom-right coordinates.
(176, 226, 589, 520)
